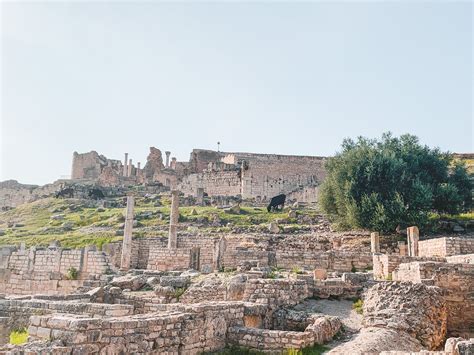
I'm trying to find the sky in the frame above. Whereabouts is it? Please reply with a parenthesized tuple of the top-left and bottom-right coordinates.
(1, 1, 472, 185)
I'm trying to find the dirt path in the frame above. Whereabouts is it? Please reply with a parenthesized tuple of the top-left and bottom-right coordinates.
(293, 299, 363, 352)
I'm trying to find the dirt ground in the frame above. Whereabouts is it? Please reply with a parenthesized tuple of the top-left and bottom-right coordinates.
(293, 299, 363, 352)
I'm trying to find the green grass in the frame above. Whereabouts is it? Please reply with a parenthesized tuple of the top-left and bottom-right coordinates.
(0, 197, 321, 249)
(286, 345, 330, 355)
(10, 329, 28, 345)
(205, 344, 330, 355)
(204, 346, 264, 355)
(291, 266, 303, 274)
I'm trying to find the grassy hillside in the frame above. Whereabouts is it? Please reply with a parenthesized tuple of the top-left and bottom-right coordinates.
(0, 196, 317, 249)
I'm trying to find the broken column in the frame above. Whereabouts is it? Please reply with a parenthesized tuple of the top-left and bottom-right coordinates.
(121, 195, 134, 270)
(407, 226, 419, 257)
(136, 161, 141, 173)
(370, 232, 380, 253)
(213, 236, 227, 271)
(165, 151, 171, 168)
(171, 157, 177, 170)
(123, 153, 128, 176)
(196, 187, 204, 206)
(127, 159, 133, 177)
(168, 190, 179, 249)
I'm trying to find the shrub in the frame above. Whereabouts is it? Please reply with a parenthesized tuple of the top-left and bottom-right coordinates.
(66, 266, 78, 280)
(291, 266, 303, 274)
(10, 329, 28, 345)
(319, 133, 472, 233)
(352, 299, 363, 314)
(174, 287, 186, 300)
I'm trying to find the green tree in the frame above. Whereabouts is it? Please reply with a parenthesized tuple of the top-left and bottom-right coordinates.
(319, 133, 472, 232)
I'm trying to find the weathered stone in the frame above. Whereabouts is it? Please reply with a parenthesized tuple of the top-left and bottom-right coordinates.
(268, 222, 280, 234)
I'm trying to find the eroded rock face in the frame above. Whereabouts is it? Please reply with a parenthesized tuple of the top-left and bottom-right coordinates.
(329, 282, 448, 354)
(363, 282, 448, 350)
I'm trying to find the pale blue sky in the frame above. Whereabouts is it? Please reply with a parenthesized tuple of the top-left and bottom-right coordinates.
(1, 1, 473, 185)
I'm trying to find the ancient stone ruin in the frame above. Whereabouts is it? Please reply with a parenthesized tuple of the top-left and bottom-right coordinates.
(0, 148, 472, 354)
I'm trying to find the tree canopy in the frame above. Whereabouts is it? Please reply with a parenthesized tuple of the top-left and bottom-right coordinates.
(319, 133, 472, 233)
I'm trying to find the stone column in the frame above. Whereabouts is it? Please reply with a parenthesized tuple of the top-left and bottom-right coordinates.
(196, 187, 204, 206)
(407, 226, 419, 257)
(121, 195, 134, 270)
(168, 190, 179, 249)
(165, 151, 171, 168)
(213, 236, 227, 271)
(123, 153, 128, 176)
(136, 162, 141, 176)
(398, 241, 407, 256)
(171, 157, 177, 170)
(127, 159, 133, 177)
(370, 232, 380, 253)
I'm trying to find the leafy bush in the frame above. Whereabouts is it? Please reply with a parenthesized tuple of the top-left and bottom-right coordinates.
(173, 287, 186, 300)
(66, 266, 78, 280)
(319, 133, 472, 233)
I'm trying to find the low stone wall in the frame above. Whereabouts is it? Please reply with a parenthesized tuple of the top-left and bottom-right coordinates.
(147, 248, 192, 271)
(0, 298, 133, 345)
(392, 262, 474, 337)
(446, 253, 474, 264)
(276, 250, 372, 272)
(418, 237, 474, 258)
(227, 327, 315, 351)
(0, 246, 113, 295)
(372, 254, 445, 280)
(27, 302, 245, 354)
(313, 277, 364, 299)
(243, 279, 310, 307)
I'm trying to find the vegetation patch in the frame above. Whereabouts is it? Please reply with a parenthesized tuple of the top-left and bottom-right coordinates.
(352, 299, 363, 314)
(10, 329, 28, 345)
(286, 344, 330, 355)
(320, 133, 472, 233)
(66, 266, 78, 280)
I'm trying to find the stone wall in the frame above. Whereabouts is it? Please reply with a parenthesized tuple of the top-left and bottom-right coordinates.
(242, 279, 310, 307)
(107, 234, 374, 275)
(392, 261, 474, 337)
(276, 250, 372, 272)
(0, 298, 133, 335)
(372, 254, 445, 280)
(179, 150, 327, 202)
(147, 248, 192, 271)
(228, 315, 341, 352)
(418, 237, 474, 258)
(286, 185, 320, 203)
(0, 246, 113, 295)
(0, 318, 8, 345)
(446, 253, 474, 264)
(27, 302, 245, 354)
(240, 153, 326, 200)
(179, 169, 242, 197)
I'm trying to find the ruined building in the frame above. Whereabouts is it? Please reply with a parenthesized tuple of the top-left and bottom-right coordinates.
(71, 148, 327, 202)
